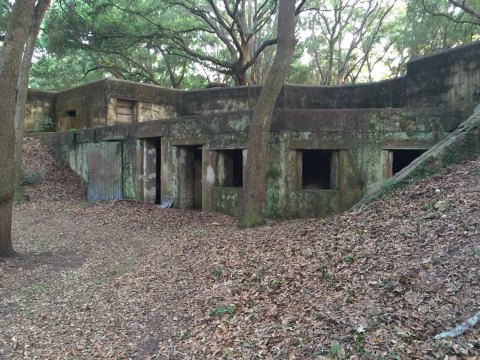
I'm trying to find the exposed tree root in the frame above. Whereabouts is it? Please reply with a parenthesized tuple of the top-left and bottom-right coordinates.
(435, 310, 480, 339)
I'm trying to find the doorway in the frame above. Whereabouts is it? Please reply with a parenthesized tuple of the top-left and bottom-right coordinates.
(141, 138, 161, 203)
(178, 145, 203, 209)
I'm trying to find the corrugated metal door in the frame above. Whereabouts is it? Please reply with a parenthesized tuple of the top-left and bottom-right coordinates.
(87, 142, 123, 202)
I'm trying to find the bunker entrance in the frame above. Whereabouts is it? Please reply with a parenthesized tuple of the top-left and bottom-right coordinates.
(87, 142, 123, 202)
(179, 145, 203, 210)
(300, 150, 338, 190)
(141, 137, 161, 204)
(387, 149, 426, 176)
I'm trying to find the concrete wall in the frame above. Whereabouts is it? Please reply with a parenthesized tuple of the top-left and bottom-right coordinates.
(55, 80, 109, 131)
(184, 86, 262, 115)
(406, 42, 480, 117)
(25, 90, 56, 132)
(39, 42, 480, 218)
(282, 79, 406, 109)
(107, 79, 183, 124)
(27, 41, 480, 127)
(51, 105, 461, 218)
(50, 79, 184, 131)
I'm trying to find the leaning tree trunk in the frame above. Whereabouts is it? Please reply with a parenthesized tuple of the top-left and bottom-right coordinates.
(238, 0, 297, 228)
(14, 0, 51, 202)
(0, 0, 37, 257)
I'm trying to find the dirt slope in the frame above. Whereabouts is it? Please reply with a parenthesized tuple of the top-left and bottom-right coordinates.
(0, 138, 478, 359)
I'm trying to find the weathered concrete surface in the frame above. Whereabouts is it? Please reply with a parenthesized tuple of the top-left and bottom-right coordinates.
(357, 109, 480, 207)
(282, 79, 406, 109)
(27, 42, 480, 130)
(34, 42, 480, 218)
(406, 42, 480, 117)
(25, 90, 56, 132)
(51, 105, 461, 217)
(184, 86, 262, 115)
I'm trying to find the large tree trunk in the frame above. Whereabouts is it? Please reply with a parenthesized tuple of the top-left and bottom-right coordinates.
(0, 0, 37, 257)
(238, 0, 297, 228)
(14, 0, 51, 202)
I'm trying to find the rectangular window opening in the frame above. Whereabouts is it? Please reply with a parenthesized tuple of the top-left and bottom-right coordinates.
(66, 110, 76, 118)
(217, 149, 243, 187)
(300, 149, 338, 190)
(387, 149, 426, 176)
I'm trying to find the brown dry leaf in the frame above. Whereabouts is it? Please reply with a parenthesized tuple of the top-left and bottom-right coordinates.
(0, 139, 478, 359)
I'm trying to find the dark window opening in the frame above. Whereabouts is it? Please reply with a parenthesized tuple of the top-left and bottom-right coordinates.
(390, 149, 425, 175)
(66, 110, 76, 118)
(301, 150, 337, 190)
(217, 149, 243, 187)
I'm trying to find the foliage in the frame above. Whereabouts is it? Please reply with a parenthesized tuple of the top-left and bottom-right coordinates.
(21, 171, 43, 186)
(212, 266, 222, 279)
(30, 0, 291, 89)
(299, 0, 398, 85)
(35, 115, 55, 132)
(0, 0, 11, 38)
(27, 0, 480, 90)
(32, 0, 195, 89)
(423, 0, 480, 25)
(403, 1, 478, 56)
(215, 304, 237, 316)
(3, 138, 480, 358)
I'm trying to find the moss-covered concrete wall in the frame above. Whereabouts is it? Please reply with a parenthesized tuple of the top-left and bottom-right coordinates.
(184, 86, 262, 115)
(39, 42, 480, 218)
(406, 42, 480, 117)
(27, 79, 184, 133)
(27, 42, 480, 129)
(282, 79, 407, 109)
(50, 105, 461, 218)
(107, 79, 183, 125)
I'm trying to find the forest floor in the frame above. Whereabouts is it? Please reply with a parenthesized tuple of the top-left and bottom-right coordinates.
(0, 138, 479, 359)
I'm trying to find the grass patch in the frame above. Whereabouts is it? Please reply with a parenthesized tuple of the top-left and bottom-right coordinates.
(215, 304, 236, 316)
(22, 171, 43, 186)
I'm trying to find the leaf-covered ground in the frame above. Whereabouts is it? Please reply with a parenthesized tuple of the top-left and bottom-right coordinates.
(0, 138, 479, 359)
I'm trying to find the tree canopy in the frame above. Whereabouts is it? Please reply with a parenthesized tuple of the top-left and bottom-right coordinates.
(23, 0, 480, 90)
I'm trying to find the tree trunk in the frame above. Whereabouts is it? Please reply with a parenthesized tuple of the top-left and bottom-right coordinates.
(238, 0, 297, 228)
(0, 0, 37, 257)
(14, 0, 51, 202)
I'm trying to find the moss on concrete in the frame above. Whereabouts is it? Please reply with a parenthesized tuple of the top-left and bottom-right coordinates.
(357, 111, 480, 207)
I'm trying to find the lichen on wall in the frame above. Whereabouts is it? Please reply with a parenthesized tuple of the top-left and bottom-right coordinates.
(45, 43, 480, 218)
(137, 101, 178, 122)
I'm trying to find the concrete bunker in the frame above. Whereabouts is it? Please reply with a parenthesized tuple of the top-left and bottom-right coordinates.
(27, 42, 480, 218)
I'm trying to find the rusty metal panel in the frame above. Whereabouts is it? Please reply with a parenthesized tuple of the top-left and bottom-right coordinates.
(87, 142, 123, 202)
